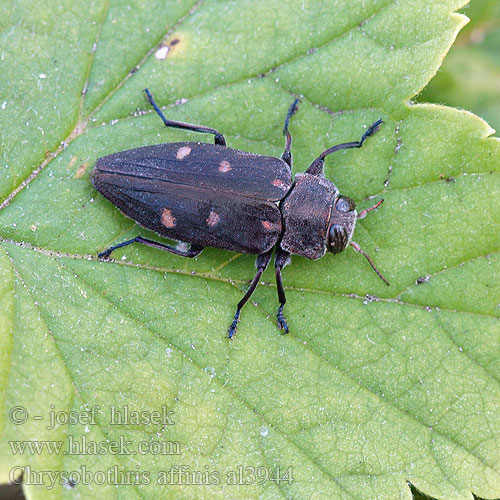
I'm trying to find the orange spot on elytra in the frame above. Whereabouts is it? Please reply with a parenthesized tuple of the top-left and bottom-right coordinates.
(272, 178, 287, 189)
(176, 146, 191, 159)
(219, 160, 232, 173)
(262, 220, 279, 231)
(206, 210, 220, 227)
(161, 208, 176, 228)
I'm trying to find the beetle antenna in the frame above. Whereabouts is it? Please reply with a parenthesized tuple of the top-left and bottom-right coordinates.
(357, 199, 383, 220)
(306, 119, 383, 176)
(350, 241, 389, 286)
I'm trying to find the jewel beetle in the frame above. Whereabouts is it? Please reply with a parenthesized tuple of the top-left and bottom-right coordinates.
(91, 89, 388, 338)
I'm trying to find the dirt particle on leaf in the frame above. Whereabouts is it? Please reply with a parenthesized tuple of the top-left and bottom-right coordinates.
(68, 156, 78, 168)
(439, 173, 455, 182)
(155, 37, 183, 60)
(75, 161, 89, 179)
(416, 275, 430, 285)
(74, 162, 90, 179)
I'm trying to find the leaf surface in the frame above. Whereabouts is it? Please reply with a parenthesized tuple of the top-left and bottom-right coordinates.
(1, 1, 499, 499)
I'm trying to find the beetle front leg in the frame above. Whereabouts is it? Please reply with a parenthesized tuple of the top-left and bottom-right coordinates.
(275, 247, 291, 334)
(227, 250, 273, 339)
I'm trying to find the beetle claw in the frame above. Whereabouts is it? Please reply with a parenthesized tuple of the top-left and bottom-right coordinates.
(226, 322, 237, 339)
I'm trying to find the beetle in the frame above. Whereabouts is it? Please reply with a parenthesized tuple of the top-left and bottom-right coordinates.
(91, 89, 388, 338)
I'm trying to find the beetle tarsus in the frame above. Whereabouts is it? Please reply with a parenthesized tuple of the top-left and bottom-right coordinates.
(227, 311, 240, 339)
(226, 250, 273, 339)
(97, 237, 143, 259)
(97, 249, 112, 259)
(281, 98, 300, 168)
(306, 118, 385, 176)
(361, 118, 384, 143)
(283, 98, 300, 135)
(277, 305, 289, 334)
(274, 248, 290, 333)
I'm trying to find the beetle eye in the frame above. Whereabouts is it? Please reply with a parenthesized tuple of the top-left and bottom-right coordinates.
(328, 224, 348, 254)
(335, 196, 355, 213)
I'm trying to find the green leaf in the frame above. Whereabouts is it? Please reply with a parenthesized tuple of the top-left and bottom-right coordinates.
(1, 1, 500, 499)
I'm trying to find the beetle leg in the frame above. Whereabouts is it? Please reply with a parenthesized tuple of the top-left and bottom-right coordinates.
(98, 236, 204, 259)
(275, 248, 291, 334)
(227, 250, 273, 339)
(281, 98, 300, 168)
(306, 118, 384, 176)
(144, 89, 227, 146)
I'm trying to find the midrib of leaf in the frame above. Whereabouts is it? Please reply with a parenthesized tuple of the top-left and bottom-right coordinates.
(1, 237, 497, 321)
(5, 241, 500, 490)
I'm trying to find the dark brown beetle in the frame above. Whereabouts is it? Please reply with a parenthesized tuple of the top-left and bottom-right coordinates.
(91, 89, 388, 338)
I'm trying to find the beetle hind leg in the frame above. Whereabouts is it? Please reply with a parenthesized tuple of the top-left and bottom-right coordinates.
(275, 248, 291, 334)
(227, 250, 272, 339)
(98, 236, 204, 259)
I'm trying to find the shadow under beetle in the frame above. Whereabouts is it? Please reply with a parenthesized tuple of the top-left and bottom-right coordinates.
(91, 89, 389, 338)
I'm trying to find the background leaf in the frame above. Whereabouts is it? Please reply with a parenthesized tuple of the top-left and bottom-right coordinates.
(421, 0, 500, 132)
(1, 1, 500, 499)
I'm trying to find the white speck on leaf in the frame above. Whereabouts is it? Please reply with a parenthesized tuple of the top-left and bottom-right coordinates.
(155, 46, 170, 60)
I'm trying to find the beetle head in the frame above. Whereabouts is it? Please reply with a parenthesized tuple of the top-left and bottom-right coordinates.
(327, 196, 390, 285)
(327, 195, 357, 254)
